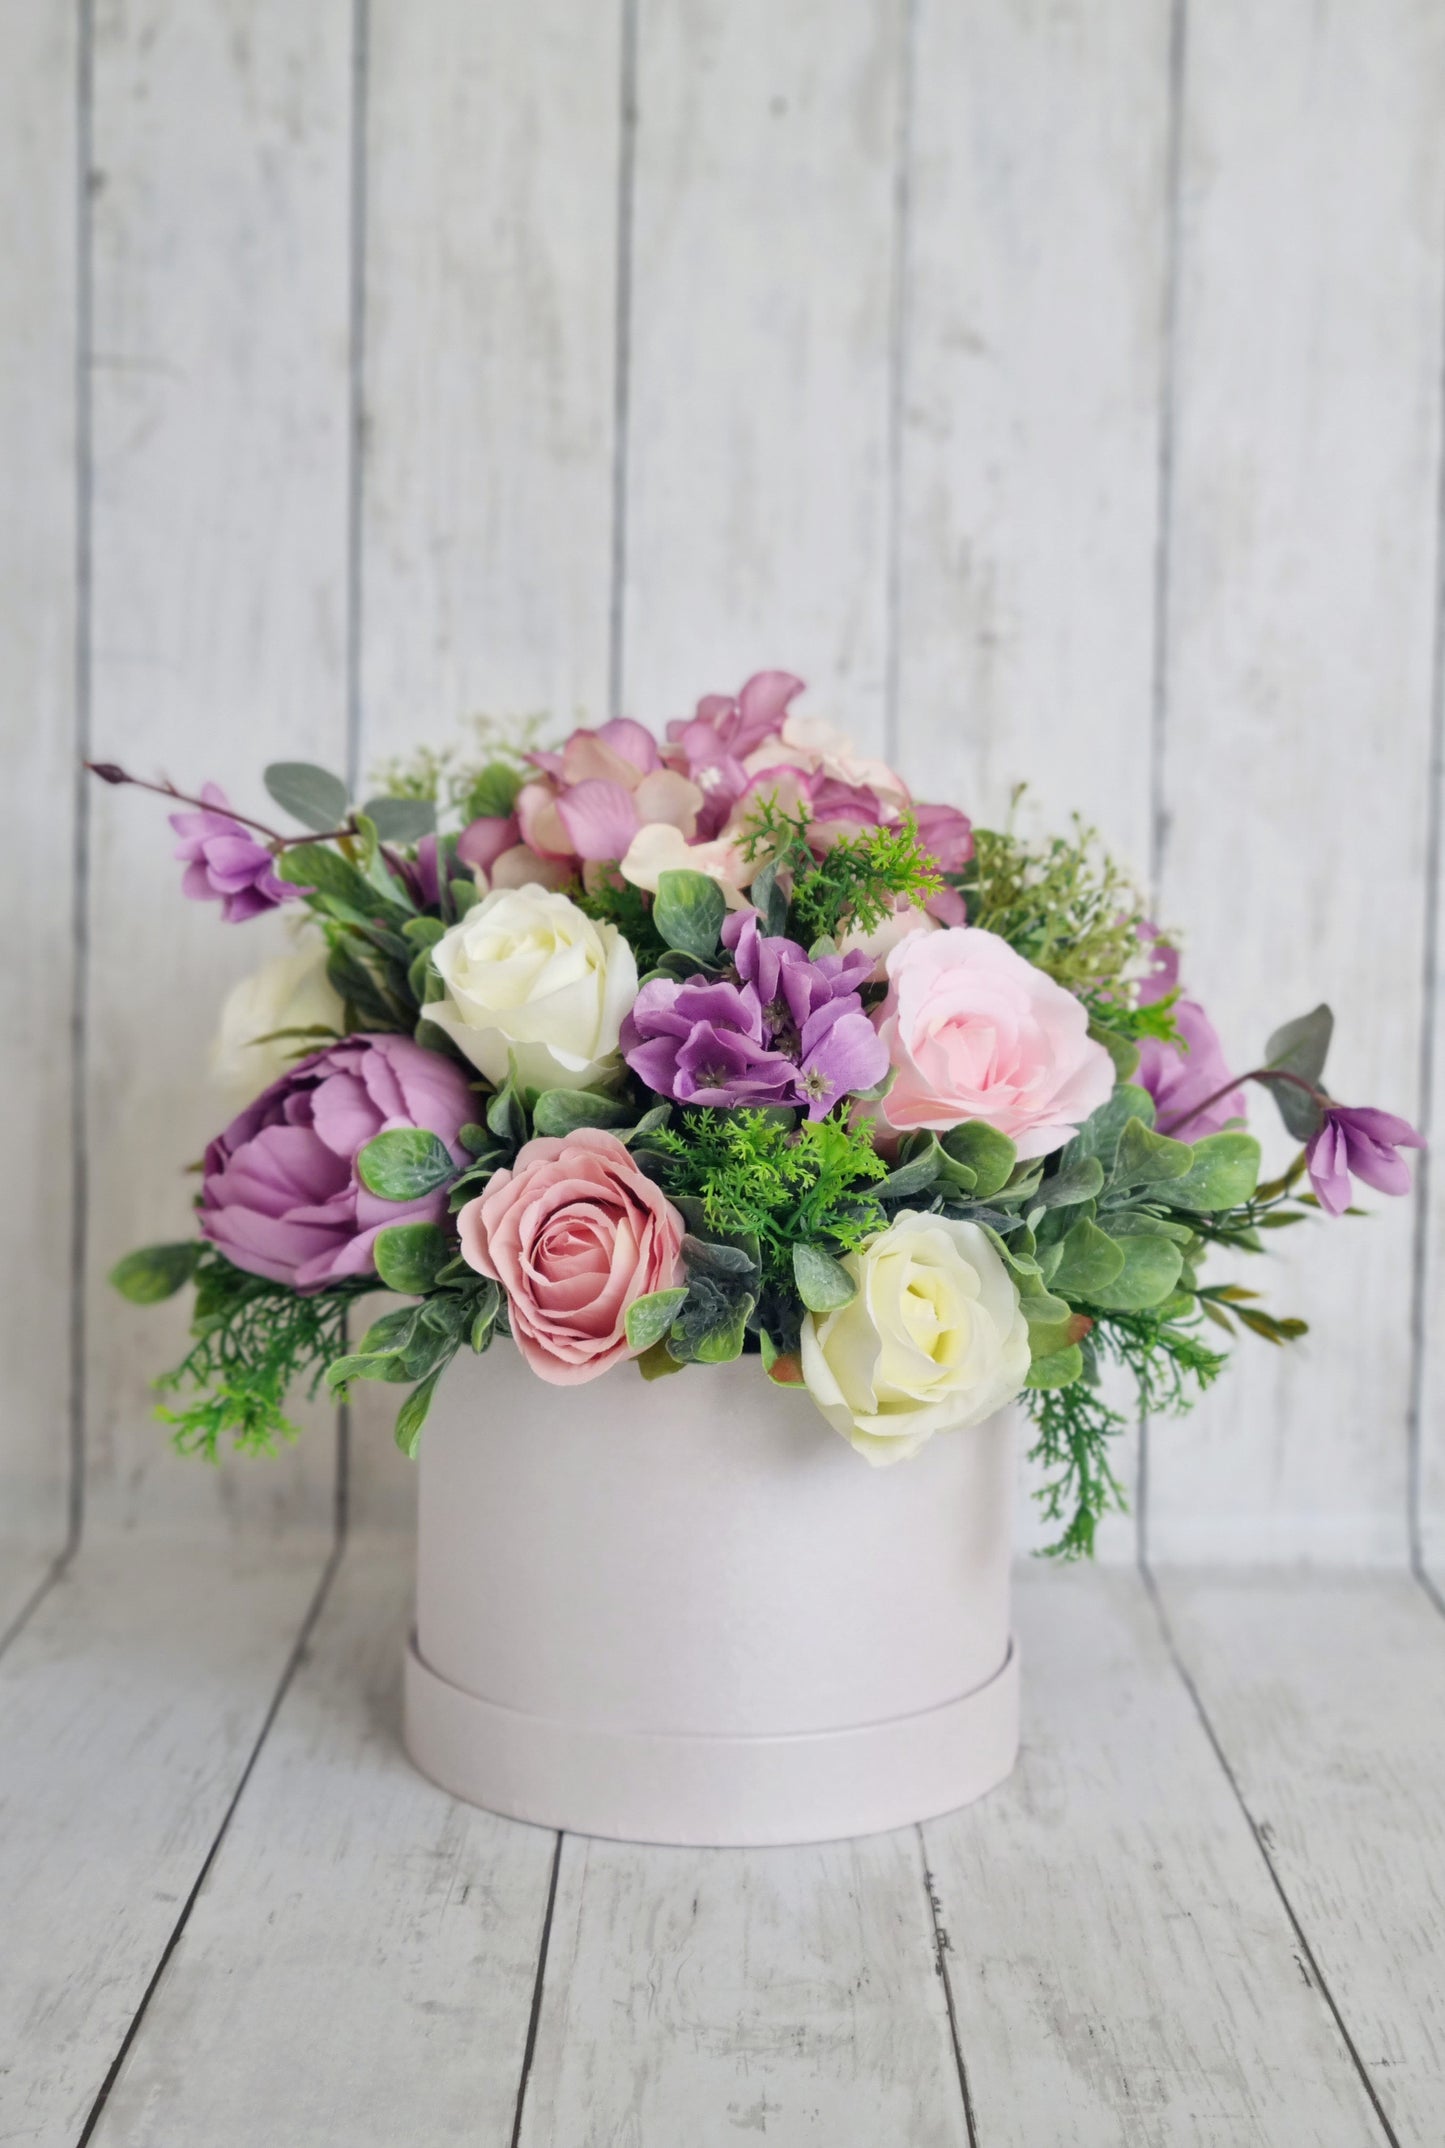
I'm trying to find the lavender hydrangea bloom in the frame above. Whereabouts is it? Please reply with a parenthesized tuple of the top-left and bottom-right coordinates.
(622, 913, 888, 1118)
(1306, 1105, 1424, 1217)
(170, 783, 295, 923)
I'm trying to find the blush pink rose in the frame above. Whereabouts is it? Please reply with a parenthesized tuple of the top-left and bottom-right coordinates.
(457, 1129, 686, 1385)
(875, 926, 1116, 1157)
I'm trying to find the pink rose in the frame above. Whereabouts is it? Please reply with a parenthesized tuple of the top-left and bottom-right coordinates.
(875, 926, 1116, 1157)
(457, 1129, 686, 1385)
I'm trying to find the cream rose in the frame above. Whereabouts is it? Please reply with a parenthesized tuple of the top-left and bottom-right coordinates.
(800, 1213, 1029, 1465)
(430, 884, 637, 1092)
(209, 938, 345, 1107)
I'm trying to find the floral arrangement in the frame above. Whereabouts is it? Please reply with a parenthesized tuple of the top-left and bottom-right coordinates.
(93, 670, 1422, 1557)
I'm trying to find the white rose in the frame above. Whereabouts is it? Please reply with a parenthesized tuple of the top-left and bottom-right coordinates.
(209, 939, 345, 1106)
(430, 884, 637, 1092)
(800, 1213, 1029, 1465)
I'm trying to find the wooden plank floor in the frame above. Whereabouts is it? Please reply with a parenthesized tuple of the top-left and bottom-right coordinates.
(1, 1539, 1442, 2147)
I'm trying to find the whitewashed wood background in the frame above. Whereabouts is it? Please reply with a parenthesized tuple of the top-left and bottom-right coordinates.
(2, 0, 1442, 1570)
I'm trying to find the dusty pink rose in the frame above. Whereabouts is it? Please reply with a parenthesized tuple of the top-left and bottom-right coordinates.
(875, 926, 1116, 1156)
(457, 1129, 685, 1385)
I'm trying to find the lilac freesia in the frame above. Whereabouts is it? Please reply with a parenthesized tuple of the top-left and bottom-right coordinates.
(200, 1034, 475, 1290)
(170, 783, 295, 923)
(1306, 1106, 1424, 1218)
(622, 914, 888, 1118)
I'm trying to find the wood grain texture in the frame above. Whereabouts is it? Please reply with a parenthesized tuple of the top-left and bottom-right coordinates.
(0, 1538, 327, 2145)
(1419, 703, 1445, 1565)
(83, 0, 354, 1535)
(924, 1567, 1385, 2146)
(90, 1538, 556, 2148)
(0, 0, 79, 1547)
(518, 1828, 969, 2147)
(0, 1547, 62, 1656)
(899, 0, 1173, 1558)
(1159, 1570, 1445, 2144)
(1149, 0, 1445, 1560)
(621, 0, 904, 755)
(352, 0, 624, 1525)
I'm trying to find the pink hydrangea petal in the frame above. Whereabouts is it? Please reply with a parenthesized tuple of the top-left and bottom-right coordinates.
(556, 778, 641, 862)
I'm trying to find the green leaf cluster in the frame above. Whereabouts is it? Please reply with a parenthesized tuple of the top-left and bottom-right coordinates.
(959, 815, 1148, 1000)
(738, 795, 944, 943)
(138, 1246, 371, 1461)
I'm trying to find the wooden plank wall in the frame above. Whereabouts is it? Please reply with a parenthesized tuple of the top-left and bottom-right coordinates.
(2, 0, 1443, 1566)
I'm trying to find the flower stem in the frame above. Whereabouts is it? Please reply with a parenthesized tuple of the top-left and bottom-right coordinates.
(1159, 1064, 1324, 1139)
(84, 763, 355, 849)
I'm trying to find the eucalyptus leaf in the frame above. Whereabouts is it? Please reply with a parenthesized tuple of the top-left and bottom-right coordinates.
(792, 1242, 858, 1314)
(1050, 1217, 1126, 1299)
(1024, 1343, 1085, 1391)
(654, 869, 727, 959)
(1079, 1233, 1184, 1311)
(357, 1127, 458, 1201)
(1108, 1114, 1193, 1191)
(363, 795, 437, 841)
(682, 1234, 759, 1281)
(1062, 1084, 1156, 1173)
(941, 1122, 1017, 1199)
(625, 1286, 690, 1352)
(1265, 1003, 1333, 1087)
(1158, 1131, 1262, 1213)
(470, 1280, 502, 1353)
(372, 1221, 450, 1295)
(402, 914, 447, 949)
(878, 1140, 944, 1199)
(1031, 1155, 1105, 1211)
(531, 1088, 634, 1138)
(485, 1075, 529, 1148)
(109, 1241, 202, 1305)
(264, 761, 350, 832)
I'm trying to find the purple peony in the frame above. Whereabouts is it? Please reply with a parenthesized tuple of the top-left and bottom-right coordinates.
(1138, 1000, 1247, 1142)
(170, 783, 296, 923)
(1306, 1105, 1424, 1217)
(622, 912, 888, 1119)
(200, 1034, 476, 1290)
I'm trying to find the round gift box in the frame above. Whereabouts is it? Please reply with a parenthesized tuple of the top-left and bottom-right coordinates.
(403, 1343, 1019, 1846)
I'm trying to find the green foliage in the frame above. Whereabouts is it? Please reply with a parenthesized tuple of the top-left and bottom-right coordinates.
(1023, 1308, 1228, 1560)
(739, 794, 943, 942)
(357, 1128, 459, 1201)
(960, 816, 1147, 999)
(368, 713, 552, 820)
(654, 869, 727, 960)
(646, 1109, 888, 1293)
(264, 762, 350, 832)
(149, 1248, 369, 1461)
(362, 795, 436, 841)
(110, 1241, 203, 1305)
(792, 1241, 857, 1313)
(573, 872, 670, 970)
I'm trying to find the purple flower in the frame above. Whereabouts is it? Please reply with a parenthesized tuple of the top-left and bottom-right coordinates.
(622, 976, 801, 1110)
(623, 914, 888, 1118)
(1139, 1000, 1248, 1142)
(200, 1034, 476, 1290)
(170, 783, 295, 923)
(1306, 1105, 1424, 1218)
